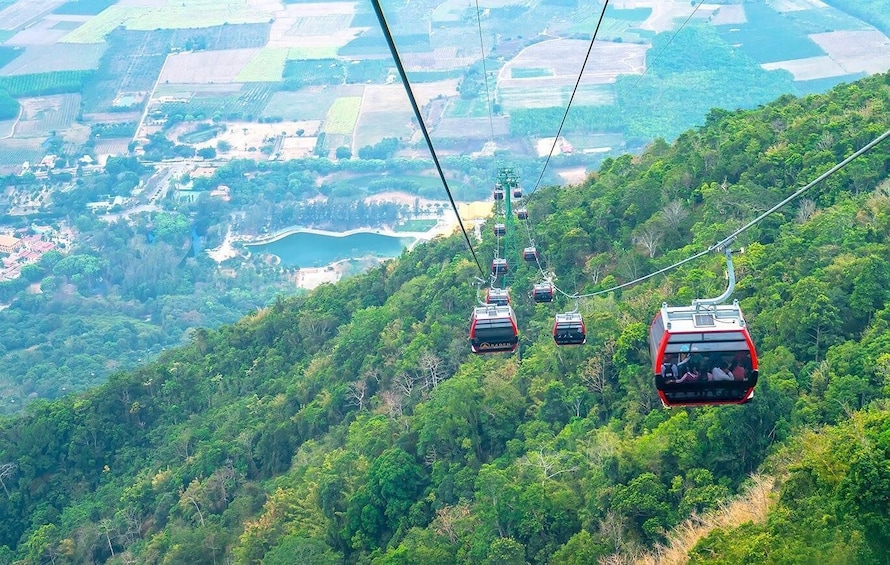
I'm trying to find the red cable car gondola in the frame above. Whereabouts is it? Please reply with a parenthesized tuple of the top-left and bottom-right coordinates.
(553, 312, 586, 345)
(532, 282, 554, 303)
(650, 300, 758, 408)
(486, 287, 510, 306)
(522, 246, 538, 262)
(491, 258, 508, 275)
(469, 305, 519, 354)
(493, 223, 506, 236)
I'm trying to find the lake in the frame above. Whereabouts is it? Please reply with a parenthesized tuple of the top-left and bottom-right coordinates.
(246, 230, 415, 267)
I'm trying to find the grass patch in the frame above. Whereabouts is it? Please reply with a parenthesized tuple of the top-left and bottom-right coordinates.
(236, 48, 288, 82)
(393, 219, 437, 232)
(324, 97, 362, 135)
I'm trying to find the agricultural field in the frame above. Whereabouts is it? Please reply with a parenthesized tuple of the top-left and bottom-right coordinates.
(93, 138, 130, 159)
(80, 29, 172, 114)
(325, 97, 362, 135)
(0, 138, 43, 169)
(715, 3, 825, 63)
(157, 84, 277, 121)
(762, 56, 846, 81)
(709, 4, 747, 26)
(261, 85, 363, 120)
(0, 70, 93, 97)
(287, 46, 338, 59)
(809, 30, 890, 74)
(767, 0, 828, 12)
(0, 0, 67, 32)
(169, 23, 271, 51)
(59, 5, 133, 43)
(0, 47, 22, 69)
(0, 44, 105, 75)
(13, 93, 80, 137)
(434, 116, 510, 139)
(160, 49, 261, 84)
(236, 47, 288, 82)
(53, 0, 116, 16)
(287, 14, 354, 36)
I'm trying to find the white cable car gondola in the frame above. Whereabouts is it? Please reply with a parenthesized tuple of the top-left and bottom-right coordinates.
(486, 287, 510, 306)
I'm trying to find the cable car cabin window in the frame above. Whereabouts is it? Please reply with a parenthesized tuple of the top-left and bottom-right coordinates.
(553, 313, 586, 345)
(470, 306, 518, 354)
(656, 346, 758, 407)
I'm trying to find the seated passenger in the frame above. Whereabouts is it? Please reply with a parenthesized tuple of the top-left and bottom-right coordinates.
(708, 359, 733, 381)
(676, 368, 700, 383)
(729, 360, 747, 380)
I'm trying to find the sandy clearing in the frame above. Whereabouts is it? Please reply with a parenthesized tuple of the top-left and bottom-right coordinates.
(810, 30, 890, 74)
(762, 56, 846, 80)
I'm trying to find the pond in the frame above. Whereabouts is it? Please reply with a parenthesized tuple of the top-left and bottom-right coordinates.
(246, 230, 415, 268)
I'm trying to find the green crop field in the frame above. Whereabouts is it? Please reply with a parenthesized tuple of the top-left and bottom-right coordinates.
(60, 5, 132, 43)
(126, 0, 272, 30)
(715, 3, 824, 63)
(0, 71, 93, 97)
(236, 48, 288, 82)
(325, 97, 362, 135)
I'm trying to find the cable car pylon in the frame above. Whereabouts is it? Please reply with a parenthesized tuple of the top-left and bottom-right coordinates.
(649, 245, 759, 408)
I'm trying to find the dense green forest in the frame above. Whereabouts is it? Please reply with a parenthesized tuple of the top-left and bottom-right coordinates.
(0, 72, 888, 564)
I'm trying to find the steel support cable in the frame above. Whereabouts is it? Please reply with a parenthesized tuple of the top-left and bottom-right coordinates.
(474, 0, 496, 142)
(527, 0, 610, 199)
(371, 0, 486, 277)
(560, 126, 890, 300)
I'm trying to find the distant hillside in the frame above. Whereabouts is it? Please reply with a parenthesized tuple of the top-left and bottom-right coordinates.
(0, 72, 888, 564)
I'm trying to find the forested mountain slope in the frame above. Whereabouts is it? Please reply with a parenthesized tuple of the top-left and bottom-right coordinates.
(0, 73, 889, 564)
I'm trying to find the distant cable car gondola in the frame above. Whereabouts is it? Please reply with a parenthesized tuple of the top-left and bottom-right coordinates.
(492, 258, 508, 275)
(532, 282, 554, 303)
(513, 188, 522, 198)
(493, 223, 506, 236)
(493, 188, 504, 201)
(517, 209, 528, 220)
(486, 287, 510, 306)
(650, 247, 758, 407)
(553, 311, 586, 345)
(469, 305, 518, 354)
(523, 247, 538, 262)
